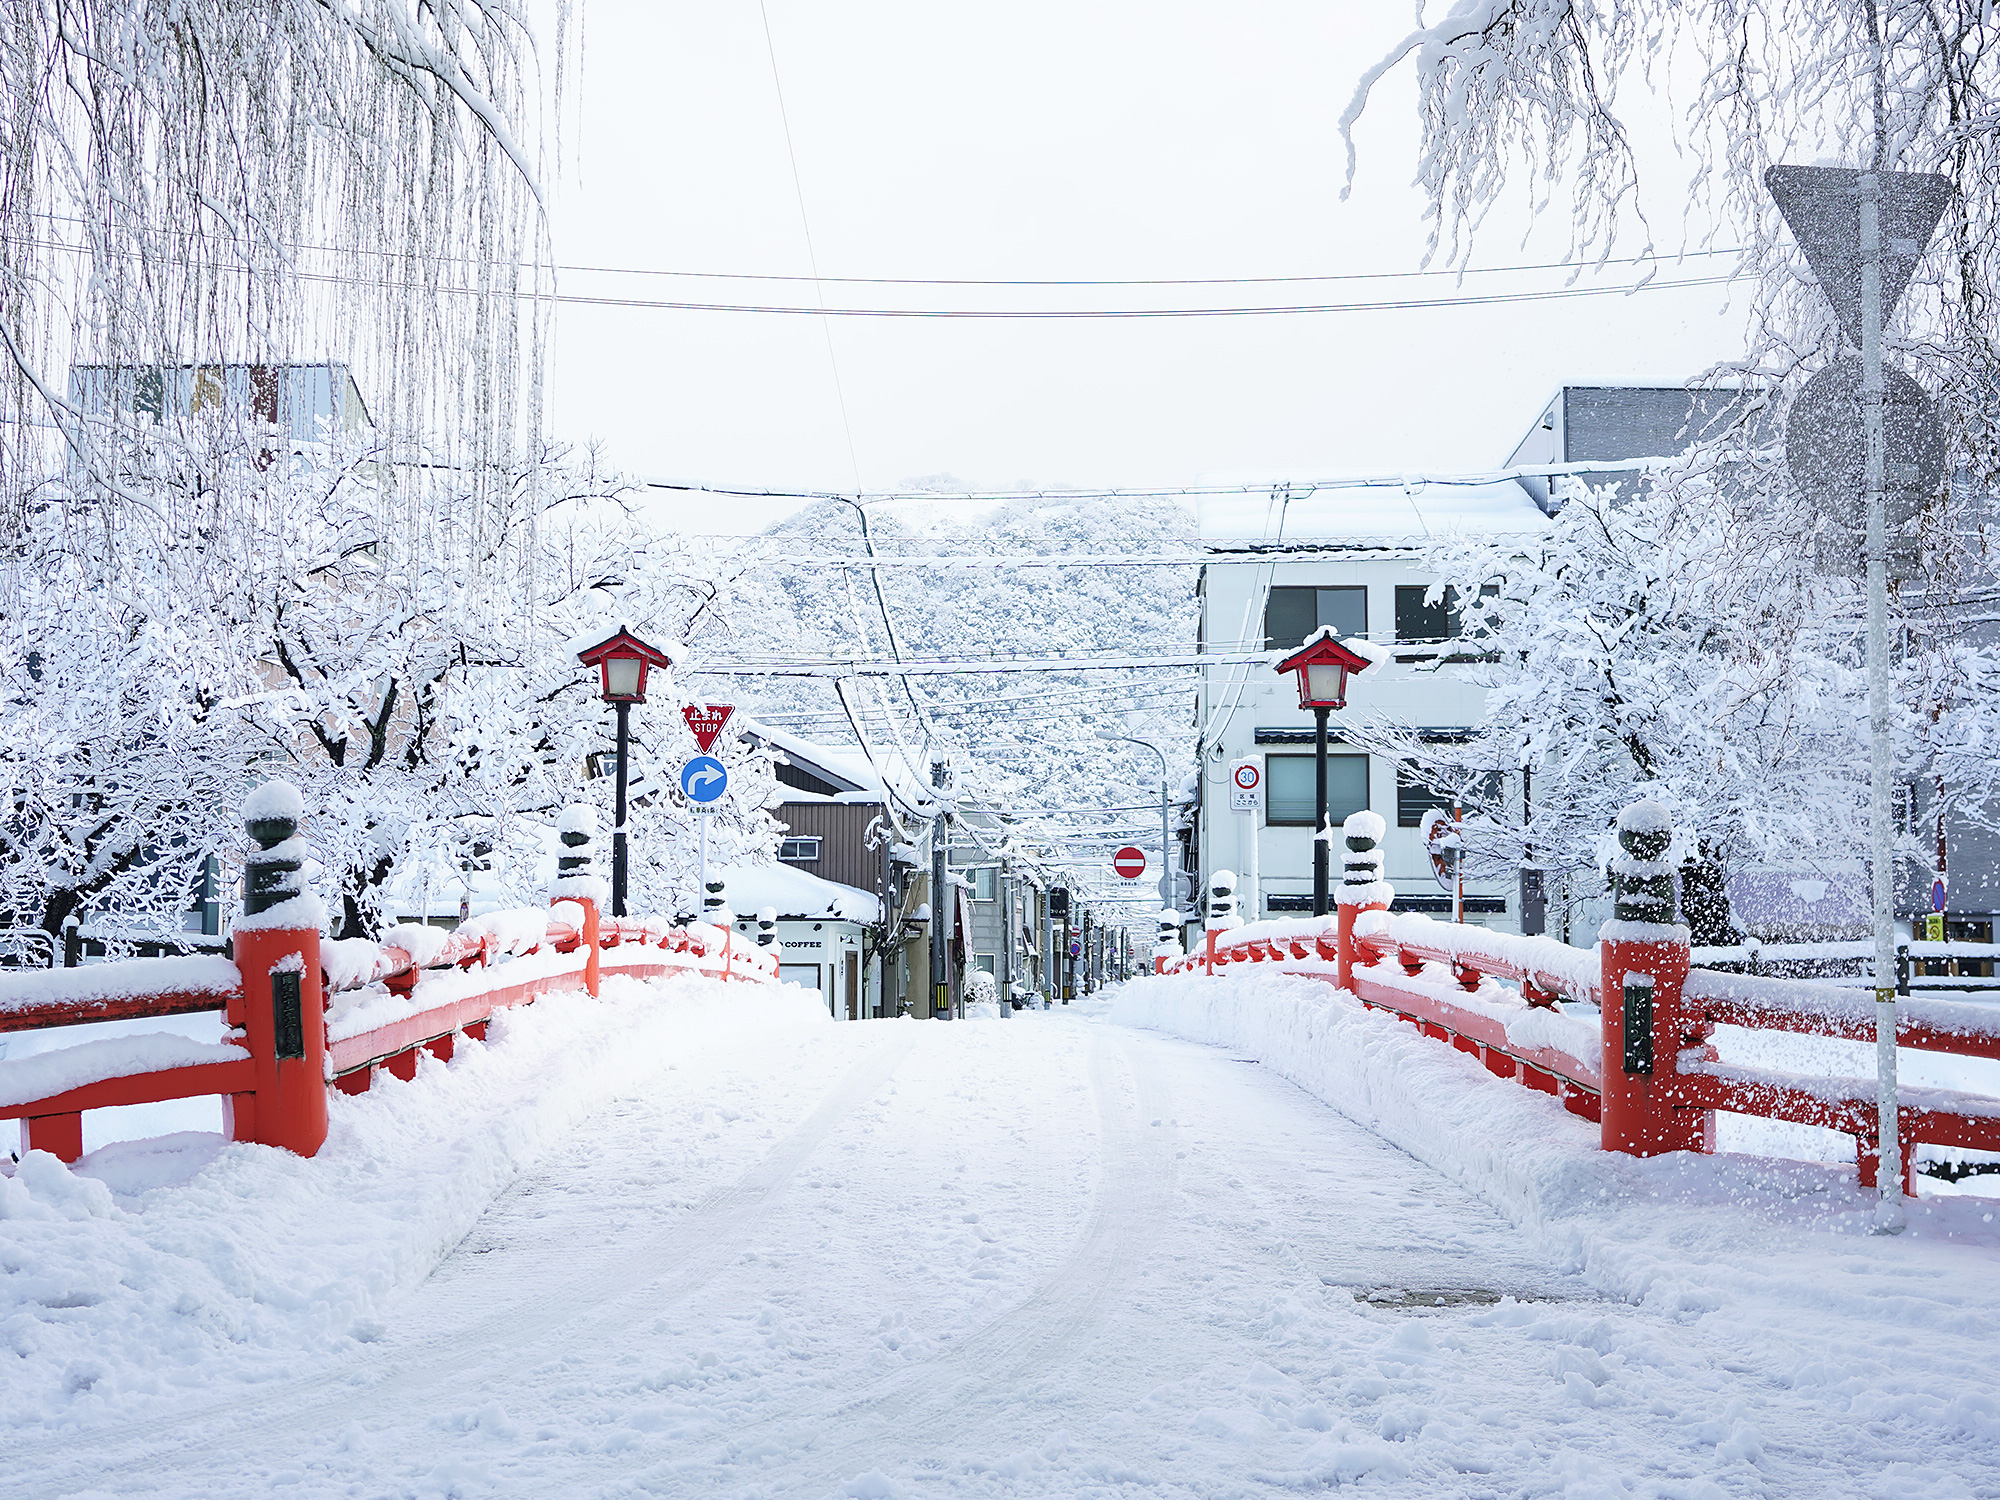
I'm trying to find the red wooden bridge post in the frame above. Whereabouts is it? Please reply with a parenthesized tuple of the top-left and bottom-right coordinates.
(228, 782, 329, 1157)
(1335, 811, 1390, 991)
(1598, 801, 1705, 1156)
(1202, 870, 1237, 976)
(553, 806, 604, 997)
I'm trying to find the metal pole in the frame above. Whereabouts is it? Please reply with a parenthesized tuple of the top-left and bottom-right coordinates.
(1159, 762, 1174, 910)
(1452, 798, 1464, 927)
(1861, 5, 1902, 1231)
(612, 700, 631, 917)
(1312, 705, 1331, 916)
(697, 809, 708, 922)
(931, 759, 949, 1019)
(998, 869, 1012, 1014)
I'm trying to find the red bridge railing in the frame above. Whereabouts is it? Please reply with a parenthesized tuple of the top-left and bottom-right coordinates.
(0, 786, 776, 1163)
(1159, 804, 2000, 1193)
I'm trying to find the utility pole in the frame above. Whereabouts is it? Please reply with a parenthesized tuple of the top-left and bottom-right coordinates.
(930, 758, 949, 1020)
(1859, 10, 1900, 1231)
(997, 864, 1013, 1015)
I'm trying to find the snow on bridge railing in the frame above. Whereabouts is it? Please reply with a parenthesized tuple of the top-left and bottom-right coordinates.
(0, 785, 778, 1165)
(1158, 803, 2000, 1194)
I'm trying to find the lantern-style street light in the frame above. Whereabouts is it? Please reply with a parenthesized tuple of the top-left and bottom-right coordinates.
(1274, 628, 1375, 917)
(576, 626, 675, 916)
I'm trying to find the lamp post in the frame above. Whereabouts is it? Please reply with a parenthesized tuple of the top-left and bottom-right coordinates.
(1274, 628, 1375, 916)
(1094, 730, 1174, 910)
(575, 626, 675, 917)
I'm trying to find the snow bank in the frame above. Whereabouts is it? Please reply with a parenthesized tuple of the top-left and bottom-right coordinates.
(1109, 972, 2000, 1329)
(0, 970, 829, 1425)
(0, 955, 240, 1016)
(1110, 972, 1607, 1228)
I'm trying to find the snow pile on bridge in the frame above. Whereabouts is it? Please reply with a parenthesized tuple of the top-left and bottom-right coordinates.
(0, 971, 828, 1427)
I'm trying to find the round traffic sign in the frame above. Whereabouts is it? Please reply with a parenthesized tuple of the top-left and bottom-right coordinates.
(1112, 846, 1146, 880)
(1231, 762, 1260, 791)
(679, 754, 729, 806)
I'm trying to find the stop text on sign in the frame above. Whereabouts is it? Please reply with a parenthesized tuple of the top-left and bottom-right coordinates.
(682, 703, 735, 752)
(1112, 846, 1146, 880)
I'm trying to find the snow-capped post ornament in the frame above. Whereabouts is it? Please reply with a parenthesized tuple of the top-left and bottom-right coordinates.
(756, 905, 778, 948)
(1333, 811, 1392, 992)
(1205, 870, 1240, 931)
(1597, 800, 1701, 1160)
(704, 875, 730, 924)
(1153, 907, 1183, 973)
(240, 780, 316, 922)
(229, 779, 329, 1158)
(551, 806, 609, 905)
(551, 805, 605, 996)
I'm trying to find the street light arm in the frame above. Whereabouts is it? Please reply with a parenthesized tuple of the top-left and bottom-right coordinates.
(1092, 730, 1178, 912)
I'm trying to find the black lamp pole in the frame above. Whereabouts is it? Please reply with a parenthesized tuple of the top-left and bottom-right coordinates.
(612, 699, 631, 917)
(1312, 704, 1331, 917)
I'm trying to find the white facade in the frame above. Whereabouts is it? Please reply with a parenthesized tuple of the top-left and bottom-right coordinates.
(1194, 481, 1553, 932)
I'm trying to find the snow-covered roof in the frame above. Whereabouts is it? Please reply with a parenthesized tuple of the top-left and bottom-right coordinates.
(1199, 479, 1550, 547)
(719, 861, 882, 924)
(740, 719, 935, 809)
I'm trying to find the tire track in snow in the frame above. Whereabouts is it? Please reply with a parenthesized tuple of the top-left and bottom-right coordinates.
(720, 1022, 1181, 1491)
(21, 1025, 918, 1498)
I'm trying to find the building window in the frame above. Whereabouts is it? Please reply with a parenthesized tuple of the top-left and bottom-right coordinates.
(779, 837, 822, 862)
(1265, 754, 1368, 827)
(1397, 765, 1506, 825)
(973, 953, 997, 974)
(1265, 586, 1366, 650)
(1397, 766, 1455, 828)
(971, 866, 998, 901)
(1393, 584, 1499, 645)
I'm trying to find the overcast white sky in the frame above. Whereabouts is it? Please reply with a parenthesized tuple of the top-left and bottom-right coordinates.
(542, 2, 1750, 529)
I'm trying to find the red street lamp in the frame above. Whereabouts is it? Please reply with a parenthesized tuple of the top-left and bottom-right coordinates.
(1275, 628, 1375, 916)
(576, 627, 676, 915)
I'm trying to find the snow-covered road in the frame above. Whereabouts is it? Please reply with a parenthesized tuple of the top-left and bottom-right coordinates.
(8, 971, 2000, 1497)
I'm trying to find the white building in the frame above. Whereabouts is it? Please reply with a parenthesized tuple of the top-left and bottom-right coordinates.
(1193, 480, 1555, 932)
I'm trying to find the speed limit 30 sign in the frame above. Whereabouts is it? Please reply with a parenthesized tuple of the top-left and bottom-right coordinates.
(1229, 759, 1261, 813)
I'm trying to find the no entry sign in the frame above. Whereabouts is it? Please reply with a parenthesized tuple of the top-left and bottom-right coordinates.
(1112, 846, 1146, 880)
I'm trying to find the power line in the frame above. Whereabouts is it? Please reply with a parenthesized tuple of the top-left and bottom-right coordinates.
(643, 457, 1667, 507)
(557, 246, 1748, 289)
(20, 210, 1745, 290)
(693, 651, 1248, 677)
(14, 233, 1745, 319)
(461, 271, 1749, 319)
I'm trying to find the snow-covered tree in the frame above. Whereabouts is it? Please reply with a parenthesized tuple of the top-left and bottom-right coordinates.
(1352, 466, 1899, 943)
(0, 0, 562, 542)
(1343, 1, 2000, 926)
(0, 427, 784, 944)
(708, 489, 1202, 923)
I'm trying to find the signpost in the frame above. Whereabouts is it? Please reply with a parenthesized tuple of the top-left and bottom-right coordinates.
(680, 754, 730, 924)
(681, 703, 735, 753)
(1420, 806, 1463, 925)
(1230, 758, 1261, 924)
(1112, 846, 1147, 881)
(1768, 155, 1954, 1233)
(1927, 877, 1948, 944)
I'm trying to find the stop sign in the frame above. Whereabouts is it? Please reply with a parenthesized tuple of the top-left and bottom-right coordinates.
(1112, 846, 1146, 880)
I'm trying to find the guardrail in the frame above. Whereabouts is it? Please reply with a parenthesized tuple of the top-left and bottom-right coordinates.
(0, 784, 777, 1163)
(1160, 804, 2000, 1193)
